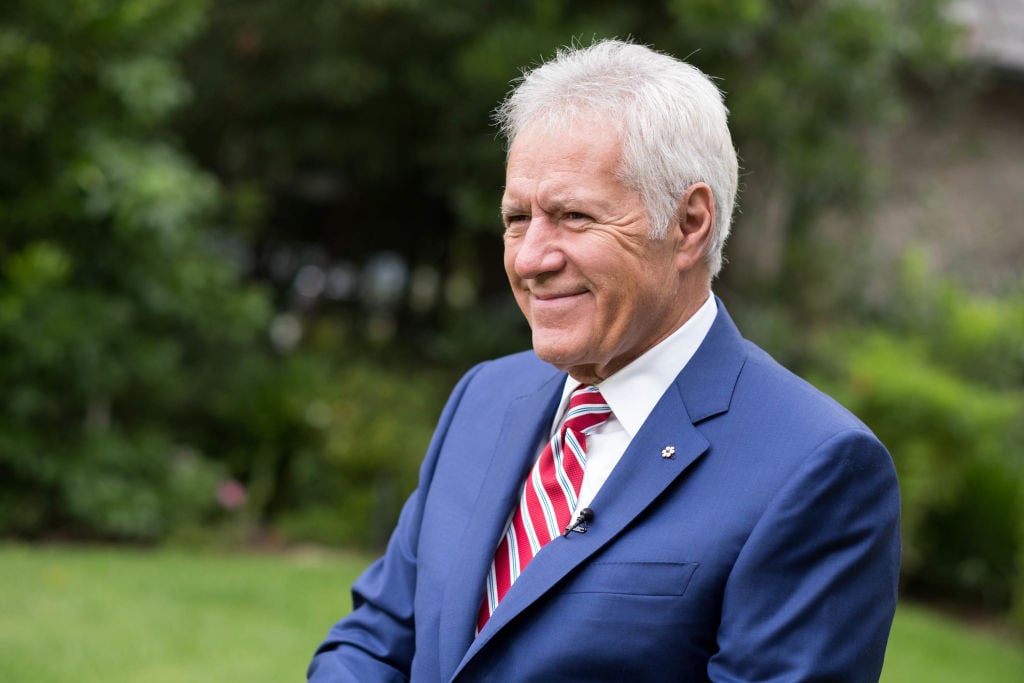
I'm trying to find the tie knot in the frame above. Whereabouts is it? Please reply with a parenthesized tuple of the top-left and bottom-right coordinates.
(563, 385, 612, 435)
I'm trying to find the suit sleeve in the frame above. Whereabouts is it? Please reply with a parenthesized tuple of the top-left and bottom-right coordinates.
(306, 363, 485, 682)
(708, 429, 901, 683)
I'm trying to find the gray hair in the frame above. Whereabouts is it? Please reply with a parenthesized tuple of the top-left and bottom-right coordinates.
(495, 39, 739, 278)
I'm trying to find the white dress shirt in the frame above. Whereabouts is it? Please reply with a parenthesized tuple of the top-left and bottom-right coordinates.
(547, 294, 718, 515)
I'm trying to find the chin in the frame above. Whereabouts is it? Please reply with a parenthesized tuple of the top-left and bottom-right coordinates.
(531, 344, 583, 372)
(532, 346, 565, 366)
(530, 324, 597, 363)
(530, 339, 568, 364)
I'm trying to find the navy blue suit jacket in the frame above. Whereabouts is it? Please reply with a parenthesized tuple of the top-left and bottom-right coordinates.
(309, 300, 900, 682)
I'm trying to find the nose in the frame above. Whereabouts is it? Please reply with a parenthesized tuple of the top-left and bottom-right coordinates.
(511, 216, 565, 279)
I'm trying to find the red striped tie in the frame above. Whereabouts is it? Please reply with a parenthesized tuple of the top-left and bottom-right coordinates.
(477, 385, 611, 631)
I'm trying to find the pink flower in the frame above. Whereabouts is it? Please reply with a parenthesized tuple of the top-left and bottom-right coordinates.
(217, 479, 247, 510)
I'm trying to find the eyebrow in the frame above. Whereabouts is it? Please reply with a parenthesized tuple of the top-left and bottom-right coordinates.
(500, 194, 590, 217)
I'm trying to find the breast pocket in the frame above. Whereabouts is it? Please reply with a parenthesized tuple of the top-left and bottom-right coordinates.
(562, 561, 699, 596)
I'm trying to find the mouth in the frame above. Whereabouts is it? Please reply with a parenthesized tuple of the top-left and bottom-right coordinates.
(530, 289, 586, 301)
(526, 289, 589, 316)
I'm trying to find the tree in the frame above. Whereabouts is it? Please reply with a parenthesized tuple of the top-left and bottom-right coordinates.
(0, 0, 276, 539)
(177, 0, 962, 358)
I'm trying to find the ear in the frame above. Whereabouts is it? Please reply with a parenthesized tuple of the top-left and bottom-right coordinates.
(673, 182, 715, 272)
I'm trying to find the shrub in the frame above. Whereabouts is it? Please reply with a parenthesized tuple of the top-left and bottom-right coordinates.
(270, 353, 451, 548)
(0, 0, 277, 542)
(810, 264, 1024, 620)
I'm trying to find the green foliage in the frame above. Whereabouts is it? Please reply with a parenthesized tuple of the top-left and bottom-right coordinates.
(811, 260, 1024, 616)
(177, 0, 965, 348)
(270, 350, 451, 547)
(0, 0, 283, 540)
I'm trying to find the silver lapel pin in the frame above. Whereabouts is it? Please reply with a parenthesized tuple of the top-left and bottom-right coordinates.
(661, 446, 676, 459)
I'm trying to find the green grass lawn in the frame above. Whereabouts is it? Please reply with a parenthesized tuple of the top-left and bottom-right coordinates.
(1, 543, 1021, 682)
(0, 543, 369, 682)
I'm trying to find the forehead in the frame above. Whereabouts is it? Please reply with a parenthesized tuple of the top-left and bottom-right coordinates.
(502, 119, 626, 207)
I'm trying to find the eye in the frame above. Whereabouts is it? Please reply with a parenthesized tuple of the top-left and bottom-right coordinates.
(563, 211, 592, 226)
(503, 213, 530, 229)
(502, 212, 530, 236)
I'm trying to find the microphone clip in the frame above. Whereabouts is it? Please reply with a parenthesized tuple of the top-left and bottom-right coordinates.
(563, 507, 594, 536)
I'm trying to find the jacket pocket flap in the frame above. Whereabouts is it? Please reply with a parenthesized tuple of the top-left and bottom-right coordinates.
(563, 561, 698, 596)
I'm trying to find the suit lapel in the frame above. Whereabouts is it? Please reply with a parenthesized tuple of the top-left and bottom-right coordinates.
(457, 383, 708, 669)
(452, 299, 748, 680)
(437, 370, 565, 679)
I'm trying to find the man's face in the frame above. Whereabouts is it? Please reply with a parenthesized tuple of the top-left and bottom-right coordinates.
(502, 119, 696, 383)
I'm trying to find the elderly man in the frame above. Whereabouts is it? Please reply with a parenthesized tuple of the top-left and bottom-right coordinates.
(309, 39, 900, 682)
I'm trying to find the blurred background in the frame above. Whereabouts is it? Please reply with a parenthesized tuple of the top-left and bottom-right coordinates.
(1, 0, 1022, 676)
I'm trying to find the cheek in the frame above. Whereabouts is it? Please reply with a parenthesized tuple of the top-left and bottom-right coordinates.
(598, 267, 654, 326)
(590, 288, 629, 337)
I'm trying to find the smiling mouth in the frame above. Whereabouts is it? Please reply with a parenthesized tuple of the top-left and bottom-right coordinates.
(533, 292, 584, 304)
(529, 287, 587, 300)
(527, 291, 589, 315)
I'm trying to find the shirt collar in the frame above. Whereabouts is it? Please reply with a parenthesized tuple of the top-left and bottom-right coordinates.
(557, 294, 718, 438)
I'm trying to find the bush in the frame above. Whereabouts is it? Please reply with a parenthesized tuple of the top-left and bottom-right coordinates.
(0, 0, 279, 542)
(269, 351, 451, 548)
(810, 262, 1024, 619)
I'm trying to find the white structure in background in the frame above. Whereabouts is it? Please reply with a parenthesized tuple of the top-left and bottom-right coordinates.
(953, 0, 1024, 71)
